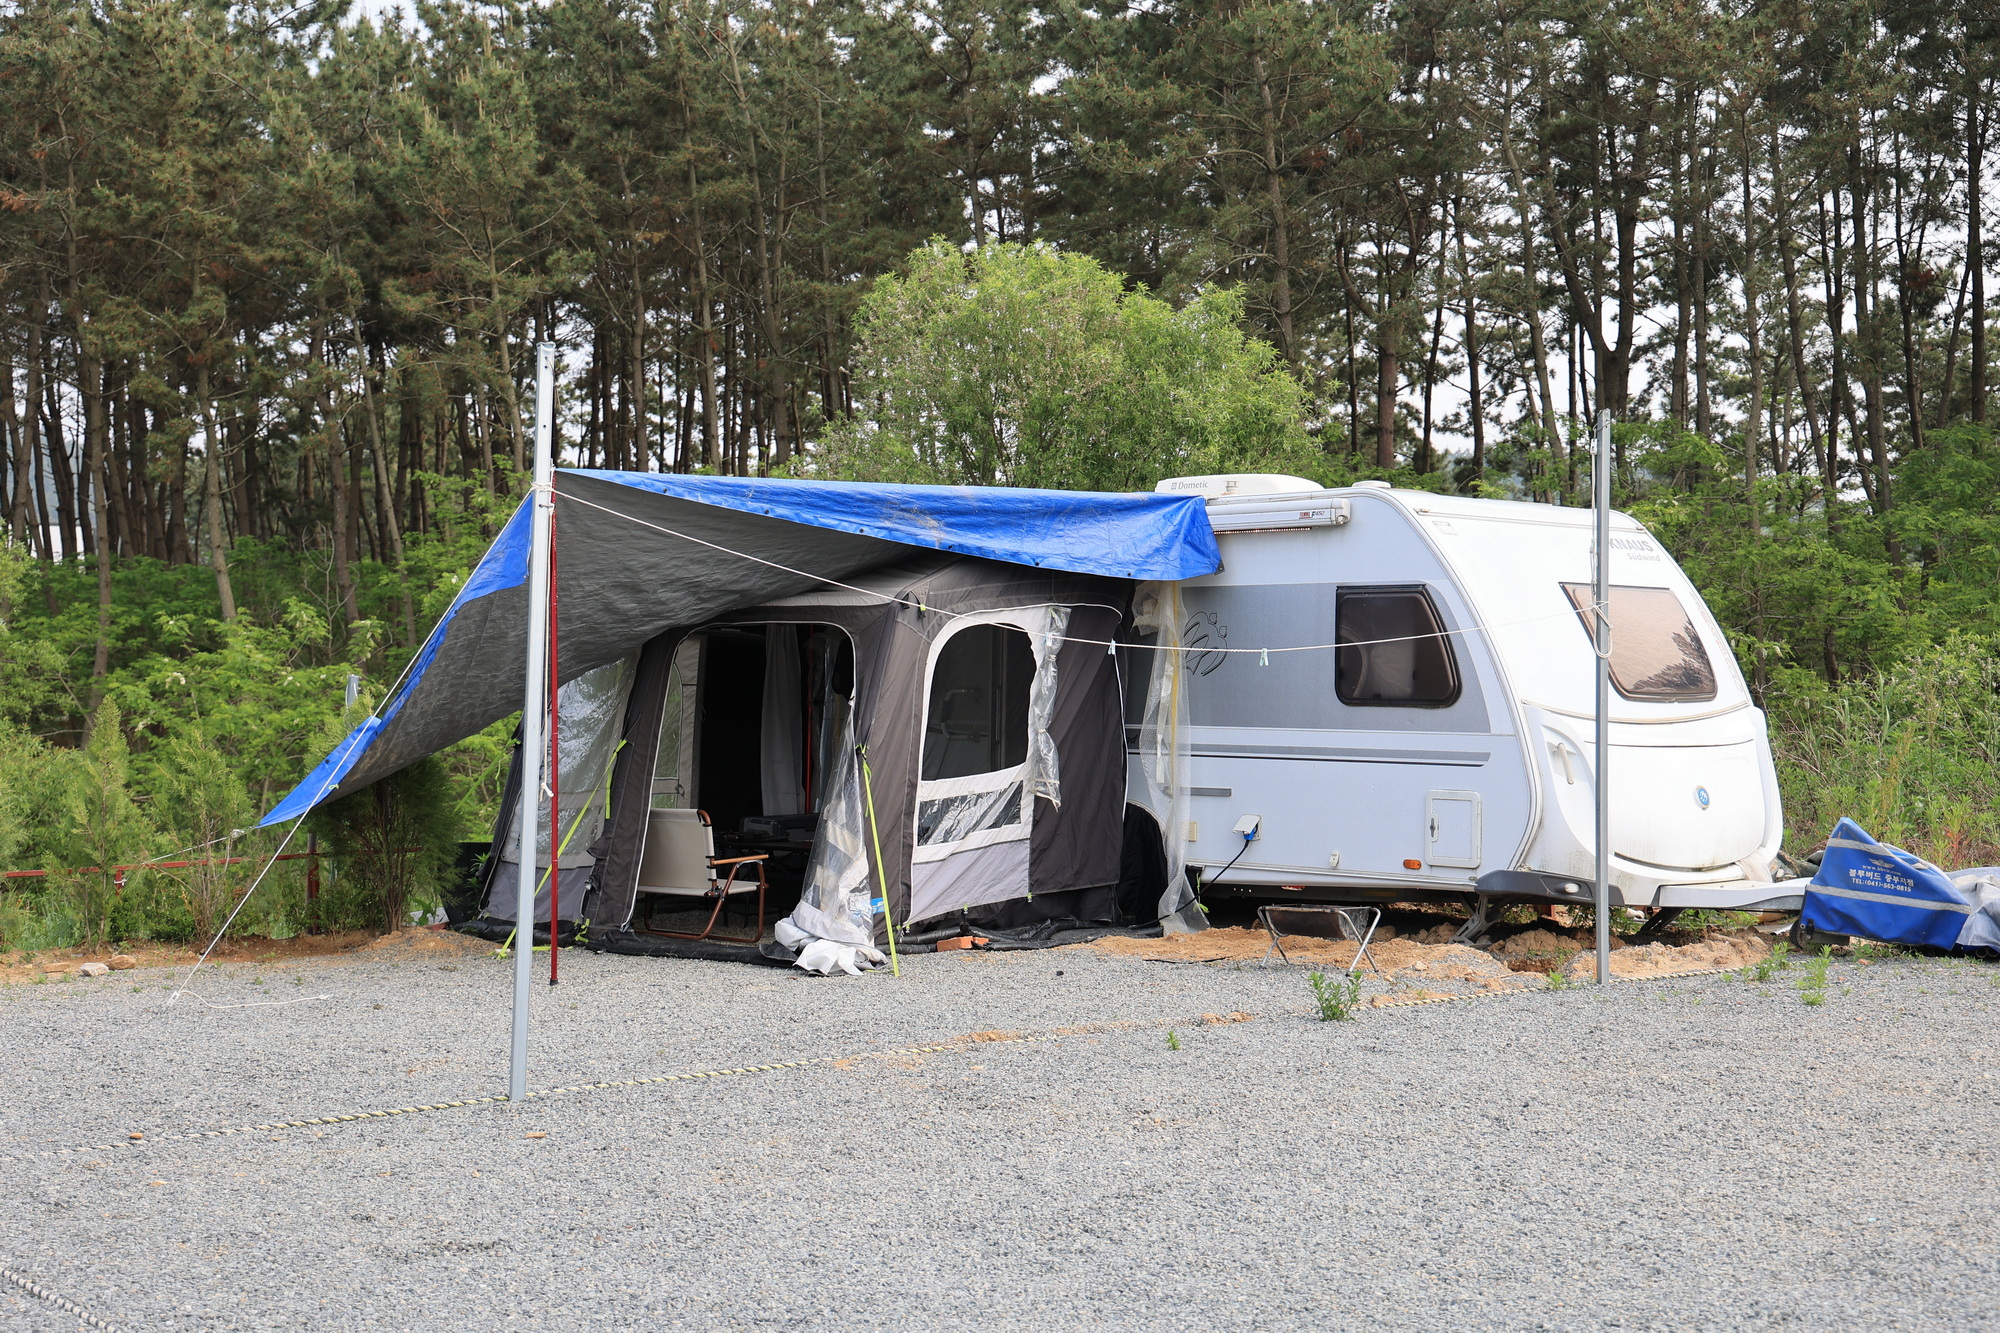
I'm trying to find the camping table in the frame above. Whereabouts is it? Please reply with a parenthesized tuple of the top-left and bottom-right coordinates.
(715, 832, 815, 877)
(1257, 904, 1382, 976)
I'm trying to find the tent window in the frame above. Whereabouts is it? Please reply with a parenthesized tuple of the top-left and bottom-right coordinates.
(1561, 583, 1718, 701)
(923, 624, 1034, 780)
(1335, 589, 1460, 706)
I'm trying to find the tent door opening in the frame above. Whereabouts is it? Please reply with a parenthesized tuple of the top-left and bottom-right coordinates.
(635, 624, 853, 941)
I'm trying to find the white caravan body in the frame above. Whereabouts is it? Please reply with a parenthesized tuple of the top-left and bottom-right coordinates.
(1132, 477, 1795, 915)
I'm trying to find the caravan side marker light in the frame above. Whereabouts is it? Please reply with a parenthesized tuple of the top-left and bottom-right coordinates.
(1561, 882, 1582, 894)
(1403, 859, 1423, 870)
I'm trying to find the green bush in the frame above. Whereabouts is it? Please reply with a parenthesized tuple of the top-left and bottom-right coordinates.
(151, 728, 256, 941)
(0, 893, 31, 949)
(46, 700, 160, 950)
(307, 756, 460, 935)
(1766, 635, 2000, 864)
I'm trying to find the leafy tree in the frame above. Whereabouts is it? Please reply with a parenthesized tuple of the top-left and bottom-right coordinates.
(308, 753, 460, 935)
(807, 240, 1316, 490)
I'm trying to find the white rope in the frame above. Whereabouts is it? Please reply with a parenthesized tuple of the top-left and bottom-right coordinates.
(559, 489, 1601, 656)
(165, 816, 310, 1006)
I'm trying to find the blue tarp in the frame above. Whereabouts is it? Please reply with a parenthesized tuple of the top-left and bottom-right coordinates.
(585, 471, 1222, 582)
(1803, 818, 2000, 951)
(261, 472, 1220, 826)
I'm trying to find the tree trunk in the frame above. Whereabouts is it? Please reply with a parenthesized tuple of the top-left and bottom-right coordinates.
(194, 361, 238, 621)
(1693, 215, 1713, 440)
(1971, 87, 1987, 425)
(1253, 53, 1297, 364)
(1740, 124, 1764, 512)
(1777, 160, 1830, 525)
(353, 325, 414, 643)
(10, 285, 47, 544)
(723, 33, 792, 468)
(1455, 202, 1485, 475)
(46, 365, 77, 561)
(313, 323, 358, 624)
(1374, 285, 1398, 469)
(1851, 165, 1891, 516)
(1822, 191, 1850, 512)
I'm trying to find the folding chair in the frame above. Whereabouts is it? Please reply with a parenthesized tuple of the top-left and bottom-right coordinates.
(635, 808, 769, 944)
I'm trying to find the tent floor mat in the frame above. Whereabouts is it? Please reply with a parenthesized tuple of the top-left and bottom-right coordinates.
(456, 917, 585, 947)
(585, 928, 793, 967)
(894, 920, 1169, 953)
(566, 921, 1170, 966)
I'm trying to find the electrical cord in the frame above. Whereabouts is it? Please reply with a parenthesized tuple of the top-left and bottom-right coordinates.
(1200, 832, 1257, 899)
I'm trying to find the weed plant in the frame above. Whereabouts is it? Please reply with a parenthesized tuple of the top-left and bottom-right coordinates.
(1309, 970, 1363, 1021)
(1798, 947, 1834, 1005)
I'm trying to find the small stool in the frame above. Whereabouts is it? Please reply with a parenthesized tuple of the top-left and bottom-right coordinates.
(1257, 904, 1383, 975)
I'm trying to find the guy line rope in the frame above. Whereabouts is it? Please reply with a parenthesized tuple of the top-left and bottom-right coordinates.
(164, 522, 515, 1008)
(558, 489, 1603, 658)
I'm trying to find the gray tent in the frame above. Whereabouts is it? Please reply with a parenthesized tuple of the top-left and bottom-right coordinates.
(473, 554, 1147, 959)
(262, 471, 1221, 966)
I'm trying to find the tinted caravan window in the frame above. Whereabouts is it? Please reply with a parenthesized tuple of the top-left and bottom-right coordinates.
(1562, 583, 1718, 701)
(1335, 589, 1461, 706)
(922, 624, 1035, 780)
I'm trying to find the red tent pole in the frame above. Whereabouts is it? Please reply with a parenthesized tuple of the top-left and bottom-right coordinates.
(547, 506, 561, 986)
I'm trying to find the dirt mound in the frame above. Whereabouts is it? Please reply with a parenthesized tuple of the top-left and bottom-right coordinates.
(1487, 927, 1607, 972)
(1559, 932, 1771, 981)
(1068, 927, 1538, 989)
(355, 927, 496, 962)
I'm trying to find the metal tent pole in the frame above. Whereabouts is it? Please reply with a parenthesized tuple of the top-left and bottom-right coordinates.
(509, 343, 557, 1102)
(1593, 409, 1612, 985)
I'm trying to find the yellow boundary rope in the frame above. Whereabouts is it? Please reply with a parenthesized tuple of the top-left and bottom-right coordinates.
(6, 965, 1746, 1166)
(0, 1263, 127, 1332)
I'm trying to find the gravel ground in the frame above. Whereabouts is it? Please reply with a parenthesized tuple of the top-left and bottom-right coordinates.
(3, 940, 1996, 1331)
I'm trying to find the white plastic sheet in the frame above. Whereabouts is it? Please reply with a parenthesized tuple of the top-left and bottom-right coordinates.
(1131, 582, 1200, 931)
(783, 699, 878, 948)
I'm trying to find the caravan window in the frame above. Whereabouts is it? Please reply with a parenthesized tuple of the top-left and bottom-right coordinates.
(922, 624, 1034, 780)
(1335, 589, 1460, 706)
(1562, 583, 1718, 701)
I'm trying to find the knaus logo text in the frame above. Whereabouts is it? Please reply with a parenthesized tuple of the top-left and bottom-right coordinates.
(1610, 536, 1661, 560)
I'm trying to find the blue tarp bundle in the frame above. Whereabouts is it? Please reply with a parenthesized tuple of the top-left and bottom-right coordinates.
(262, 472, 1221, 826)
(1803, 818, 2000, 952)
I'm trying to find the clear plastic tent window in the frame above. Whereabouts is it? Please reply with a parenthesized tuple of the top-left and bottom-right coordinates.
(503, 655, 635, 868)
(915, 772, 1026, 853)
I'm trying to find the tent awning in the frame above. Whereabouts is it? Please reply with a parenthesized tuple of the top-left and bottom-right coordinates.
(260, 471, 1220, 826)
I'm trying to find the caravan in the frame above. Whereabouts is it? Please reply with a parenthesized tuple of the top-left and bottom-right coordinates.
(1133, 475, 1797, 928)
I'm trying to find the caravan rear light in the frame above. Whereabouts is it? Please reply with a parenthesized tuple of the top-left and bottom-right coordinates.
(1403, 859, 1423, 870)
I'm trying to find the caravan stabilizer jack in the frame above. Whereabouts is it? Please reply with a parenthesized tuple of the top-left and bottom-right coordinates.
(1450, 895, 1497, 947)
